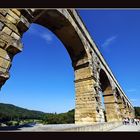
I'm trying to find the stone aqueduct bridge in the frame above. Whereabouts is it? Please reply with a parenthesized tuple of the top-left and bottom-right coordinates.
(0, 9, 135, 124)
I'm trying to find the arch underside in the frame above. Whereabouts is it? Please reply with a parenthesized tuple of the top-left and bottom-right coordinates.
(99, 69, 122, 122)
(33, 10, 87, 64)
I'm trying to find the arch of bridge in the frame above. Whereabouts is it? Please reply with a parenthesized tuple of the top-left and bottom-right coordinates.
(98, 69, 122, 121)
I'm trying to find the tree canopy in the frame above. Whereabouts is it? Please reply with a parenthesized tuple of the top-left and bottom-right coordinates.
(0, 103, 74, 124)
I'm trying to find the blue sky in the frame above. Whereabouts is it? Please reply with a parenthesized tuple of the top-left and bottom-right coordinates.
(0, 10, 140, 113)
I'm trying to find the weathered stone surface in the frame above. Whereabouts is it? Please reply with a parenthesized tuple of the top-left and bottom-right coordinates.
(5, 39, 23, 55)
(0, 14, 20, 35)
(17, 15, 30, 33)
(0, 21, 4, 30)
(6, 14, 17, 24)
(7, 10, 20, 21)
(0, 48, 10, 76)
(0, 39, 6, 48)
(0, 32, 13, 43)
(0, 57, 10, 70)
(0, 9, 7, 16)
(11, 32, 20, 40)
(0, 48, 10, 60)
(2, 26, 12, 35)
(11, 9, 21, 17)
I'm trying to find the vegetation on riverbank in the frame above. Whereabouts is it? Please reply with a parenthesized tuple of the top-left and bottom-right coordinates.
(0, 103, 74, 126)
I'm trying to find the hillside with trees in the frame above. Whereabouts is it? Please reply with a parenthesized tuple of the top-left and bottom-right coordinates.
(0, 103, 74, 125)
(0, 103, 44, 122)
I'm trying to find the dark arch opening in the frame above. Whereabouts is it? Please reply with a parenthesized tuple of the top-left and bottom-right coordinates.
(115, 88, 123, 118)
(115, 88, 122, 102)
(99, 69, 112, 92)
(115, 88, 120, 96)
(99, 69, 112, 122)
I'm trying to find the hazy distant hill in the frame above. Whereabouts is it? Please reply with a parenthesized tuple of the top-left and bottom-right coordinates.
(0, 103, 45, 121)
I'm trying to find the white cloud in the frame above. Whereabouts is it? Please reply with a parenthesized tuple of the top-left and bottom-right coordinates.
(130, 99, 138, 102)
(28, 27, 53, 43)
(41, 33, 53, 42)
(102, 35, 117, 48)
(130, 98, 140, 106)
(127, 89, 137, 92)
(28, 27, 38, 34)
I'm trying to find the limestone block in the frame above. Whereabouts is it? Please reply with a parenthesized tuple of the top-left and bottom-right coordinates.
(0, 21, 4, 30)
(0, 67, 6, 73)
(0, 14, 20, 35)
(0, 32, 13, 43)
(104, 95, 115, 102)
(0, 9, 7, 16)
(2, 26, 12, 35)
(17, 15, 30, 33)
(75, 66, 92, 80)
(0, 57, 10, 69)
(5, 39, 23, 55)
(11, 32, 20, 40)
(0, 39, 6, 48)
(6, 14, 17, 24)
(0, 48, 10, 74)
(11, 9, 21, 17)
(0, 48, 10, 60)
(8, 10, 20, 20)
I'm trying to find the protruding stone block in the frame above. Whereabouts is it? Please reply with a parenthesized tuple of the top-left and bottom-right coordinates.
(17, 15, 30, 33)
(11, 32, 20, 40)
(2, 26, 12, 35)
(7, 10, 20, 21)
(5, 39, 23, 55)
(6, 14, 17, 24)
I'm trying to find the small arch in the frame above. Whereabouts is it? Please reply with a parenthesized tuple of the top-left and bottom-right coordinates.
(115, 88, 122, 101)
(99, 69, 121, 122)
(122, 97, 126, 105)
(99, 69, 112, 93)
(99, 69, 113, 122)
(115, 88, 124, 119)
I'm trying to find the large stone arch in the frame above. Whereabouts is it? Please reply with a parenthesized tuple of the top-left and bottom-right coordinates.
(99, 69, 121, 122)
(32, 10, 98, 124)
(0, 9, 101, 124)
